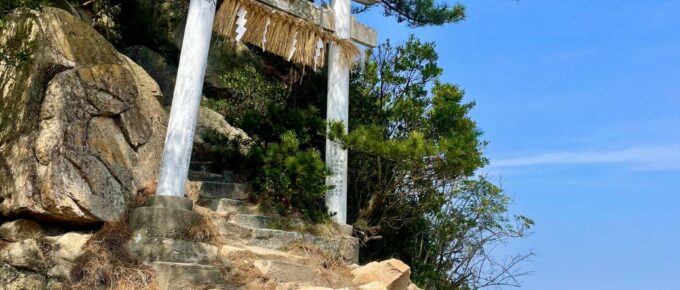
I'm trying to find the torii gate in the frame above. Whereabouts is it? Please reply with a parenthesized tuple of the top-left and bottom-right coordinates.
(155, 0, 377, 224)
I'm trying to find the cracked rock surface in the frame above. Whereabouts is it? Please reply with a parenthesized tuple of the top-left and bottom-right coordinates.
(0, 7, 167, 223)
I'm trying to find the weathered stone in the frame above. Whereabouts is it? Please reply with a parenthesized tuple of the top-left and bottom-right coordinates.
(44, 232, 91, 281)
(0, 263, 47, 290)
(0, 8, 167, 223)
(147, 195, 194, 210)
(120, 0, 189, 51)
(359, 282, 389, 290)
(292, 287, 334, 290)
(230, 214, 306, 230)
(292, 286, 334, 290)
(205, 198, 261, 215)
(0, 220, 43, 242)
(121, 45, 178, 105)
(218, 221, 360, 263)
(47, 278, 69, 290)
(189, 181, 253, 202)
(196, 106, 252, 154)
(0, 239, 46, 272)
(129, 206, 201, 239)
(128, 237, 218, 264)
(254, 259, 321, 283)
(336, 224, 354, 237)
(219, 245, 305, 261)
(351, 259, 411, 290)
(151, 261, 224, 290)
(405, 283, 423, 290)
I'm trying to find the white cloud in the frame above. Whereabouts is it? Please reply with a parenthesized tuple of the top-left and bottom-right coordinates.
(492, 145, 680, 171)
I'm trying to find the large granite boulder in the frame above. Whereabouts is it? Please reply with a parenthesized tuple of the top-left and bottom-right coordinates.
(0, 8, 167, 223)
(122, 45, 252, 153)
(120, 0, 188, 52)
(0, 263, 47, 290)
(121, 45, 177, 106)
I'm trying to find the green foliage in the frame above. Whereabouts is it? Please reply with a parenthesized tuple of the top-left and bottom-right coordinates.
(90, 0, 122, 43)
(241, 105, 325, 146)
(373, 0, 466, 27)
(1, 0, 123, 43)
(249, 131, 330, 223)
(405, 178, 533, 289)
(238, 104, 329, 222)
(199, 41, 330, 223)
(1, 0, 49, 17)
(197, 128, 250, 173)
(204, 62, 286, 124)
(338, 36, 532, 289)
(0, 40, 36, 67)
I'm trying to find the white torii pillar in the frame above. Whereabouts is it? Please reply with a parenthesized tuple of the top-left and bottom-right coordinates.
(325, 0, 351, 224)
(156, 0, 217, 197)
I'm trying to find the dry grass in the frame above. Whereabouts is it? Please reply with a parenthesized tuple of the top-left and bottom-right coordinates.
(284, 241, 347, 272)
(0, 239, 8, 251)
(132, 181, 156, 208)
(70, 218, 158, 290)
(185, 182, 201, 204)
(214, 0, 360, 68)
(187, 210, 224, 246)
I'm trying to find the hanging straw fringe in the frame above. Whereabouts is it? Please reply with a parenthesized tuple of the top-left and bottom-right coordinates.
(213, 0, 360, 68)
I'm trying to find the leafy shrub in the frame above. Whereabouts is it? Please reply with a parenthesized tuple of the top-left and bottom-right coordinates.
(1, 0, 49, 17)
(250, 131, 330, 223)
(1, 0, 122, 43)
(204, 63, 286, 124)
(334, 36, 533, 288)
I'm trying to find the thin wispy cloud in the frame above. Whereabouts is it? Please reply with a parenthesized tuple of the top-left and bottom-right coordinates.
(492, 145, 680, 171)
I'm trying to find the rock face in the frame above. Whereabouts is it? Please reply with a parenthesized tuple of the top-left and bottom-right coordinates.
(122, 45, 252, 153)
(121, 0, 188, 51)
(0, 263, 47, 290)
(122, 45, 178, 106)
(351, 259, 413, 290)
(0, 239, 46, 273)
(0, 218, 93, 288)
(44, 232, 92, 281)
(196, 106, 252, 154)
(0, 219, 43, 242)
(0, 8, 167, 223)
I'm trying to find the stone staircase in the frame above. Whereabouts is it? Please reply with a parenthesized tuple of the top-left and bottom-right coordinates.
(128, 195, 229, 289)
(187, 170, 360, 263)
(127, 168, 363, 289)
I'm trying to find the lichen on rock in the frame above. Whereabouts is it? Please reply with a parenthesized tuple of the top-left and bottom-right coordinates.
(0, 7, 167, 224)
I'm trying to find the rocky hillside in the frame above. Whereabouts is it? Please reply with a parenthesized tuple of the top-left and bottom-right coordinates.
(0, 7, 423, 290)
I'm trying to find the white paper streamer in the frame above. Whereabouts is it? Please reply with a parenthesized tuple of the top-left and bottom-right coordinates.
(261, 17, 271, 51)
(235, 7, 248, 42)
(287, 31, 298, 61)
(314, 38, 324, 70)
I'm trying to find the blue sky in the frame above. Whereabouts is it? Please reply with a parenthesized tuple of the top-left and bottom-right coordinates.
(357, 1, 680, 289)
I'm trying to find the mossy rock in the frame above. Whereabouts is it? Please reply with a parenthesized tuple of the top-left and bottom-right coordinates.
(0, 8, 167, 223)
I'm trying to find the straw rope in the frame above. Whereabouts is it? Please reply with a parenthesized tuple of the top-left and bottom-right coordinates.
(213, 0, 360, 68)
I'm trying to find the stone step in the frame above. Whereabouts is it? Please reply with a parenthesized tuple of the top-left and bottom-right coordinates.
(254, 260, 322, 284)
(229, 214, 354, 237)
(221, 170, 235, 183)
(188, 181, 252, 201)
(151, 261, 230, 290)
(217, 221, 359, 263)
(188, 170, 225, 182)
(129, 206, 200, 240)
(188, 169, 237, 183)
(205, 198, 261, 215)
(188, 161, 215, 172)
(230, 214, 305, 230)
(128, 237, 218, 264)
(220, 245, 307, 262)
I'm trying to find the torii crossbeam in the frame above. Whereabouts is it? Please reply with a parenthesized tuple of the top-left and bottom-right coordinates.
(155, 0, 377, 225)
